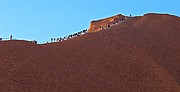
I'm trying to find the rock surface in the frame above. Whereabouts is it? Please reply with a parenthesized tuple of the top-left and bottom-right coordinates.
(88, 14, 126, 33)
(0, 13, 180, 92)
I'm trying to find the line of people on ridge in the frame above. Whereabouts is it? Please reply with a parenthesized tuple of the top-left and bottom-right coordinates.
(0, 35, 38, 44)
(0, 35, 13, 41)
(99, 17, 127, 31)
(51, 29, 88, 42)
(99, 15, 131, 31)
(9, 35, 38, 44)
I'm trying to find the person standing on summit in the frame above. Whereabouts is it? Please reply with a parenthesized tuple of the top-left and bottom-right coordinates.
(10, 35, 12, 40)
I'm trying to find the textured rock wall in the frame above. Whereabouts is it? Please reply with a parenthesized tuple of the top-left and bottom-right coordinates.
(88, 14, 126, 33)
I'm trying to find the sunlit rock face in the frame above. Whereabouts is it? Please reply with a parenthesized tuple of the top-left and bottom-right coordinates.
(88, 14, 126, 33)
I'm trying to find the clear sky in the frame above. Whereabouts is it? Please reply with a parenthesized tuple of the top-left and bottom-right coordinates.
(0, 0, 179, 43)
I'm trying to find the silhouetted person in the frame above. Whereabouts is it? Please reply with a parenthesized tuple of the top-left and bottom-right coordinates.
(59, 37, 62, 41)
(57, 38, 59, 42)
(10, 35, 12, 40)
(34, 40, 37, 44)
(130, 14, 132, 17)
(122, 18, 125, 21)
(83, 29, 87, 33)
(51, 38, 53, 42)
(32, 40, 37, 44)
(107, 25, 110, 28)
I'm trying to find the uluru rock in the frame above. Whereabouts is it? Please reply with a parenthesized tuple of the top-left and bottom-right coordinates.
(0, 13, 180, 92)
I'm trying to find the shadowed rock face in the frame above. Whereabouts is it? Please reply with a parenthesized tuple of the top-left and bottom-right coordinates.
(88, 14, 126, 33)
(0, 13, 180, 92)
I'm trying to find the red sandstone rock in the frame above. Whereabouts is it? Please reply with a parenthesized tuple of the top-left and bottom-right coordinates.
(88, 14, 126, 33)
(0, 13, 179, 92)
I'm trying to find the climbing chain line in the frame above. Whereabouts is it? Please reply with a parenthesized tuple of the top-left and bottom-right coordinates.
(123, 22, 180, 85)
(123, 20, 175, 66)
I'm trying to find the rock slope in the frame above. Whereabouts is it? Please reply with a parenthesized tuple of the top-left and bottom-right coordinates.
(0, 13, 179, 92)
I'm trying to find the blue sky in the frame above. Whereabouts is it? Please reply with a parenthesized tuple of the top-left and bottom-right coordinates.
(0, 0, 179, 43)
